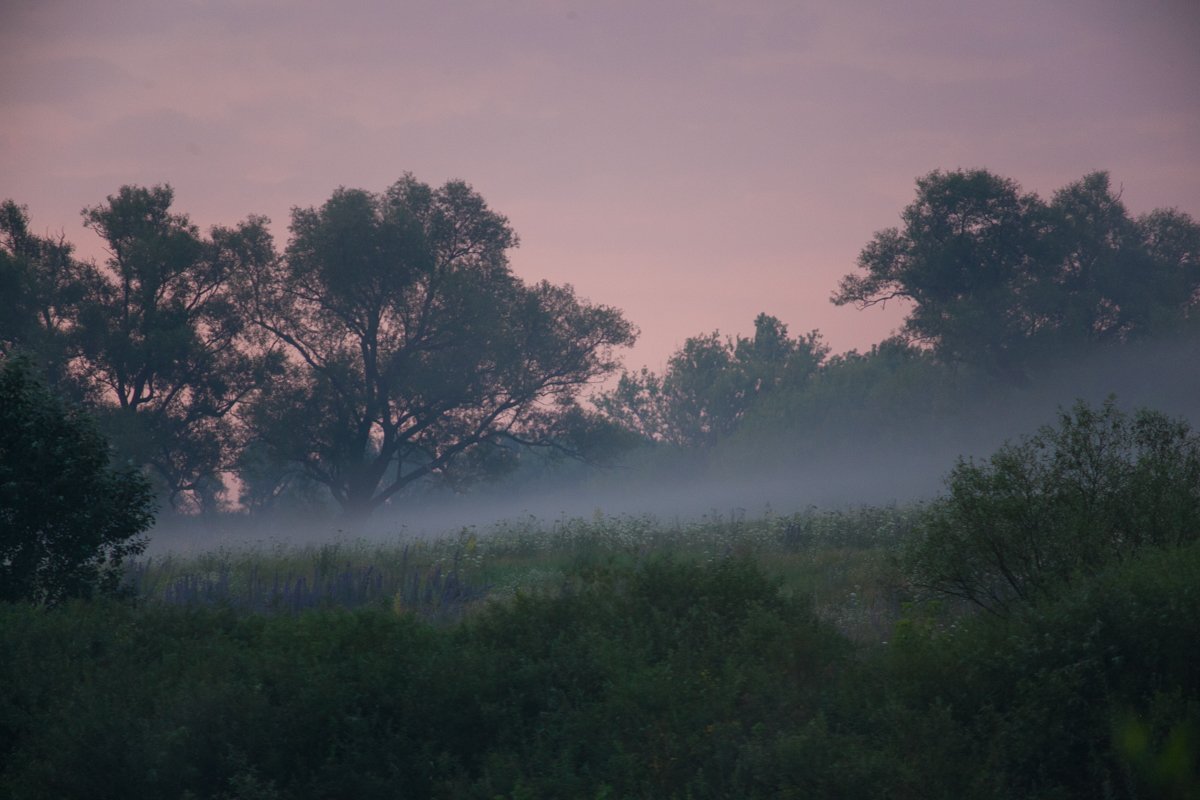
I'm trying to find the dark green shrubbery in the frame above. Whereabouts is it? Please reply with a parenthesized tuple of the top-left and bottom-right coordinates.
(459, 558, 850, 798)
(0, 357, 154, 605)
(906, 399, 1200, 614)
(872, 540, 1200, 799)
(1, 546, 1196, 798)
(0, 558, 851, 799)
(0, 600, 461, 798)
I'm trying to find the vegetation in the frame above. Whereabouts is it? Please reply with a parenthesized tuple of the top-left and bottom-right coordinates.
(75, 186, 276, 509)
(906, 398, 1200, 614)
(0, 357, 154, 605)
(3, 168, 1197, 519)
(123, 507, 916, 638)
(1, 528, 1197, 797)
(238, 176, 634, 519)
(1, 400, 1198, 796)
(596, 313, 827, 447)
(833, 170, 1200, 385)
(1, 175, 634, 519)
(1, 165, 1198, 795)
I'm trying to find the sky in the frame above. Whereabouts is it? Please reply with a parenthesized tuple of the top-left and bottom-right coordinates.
(3, 0, 1198, 374)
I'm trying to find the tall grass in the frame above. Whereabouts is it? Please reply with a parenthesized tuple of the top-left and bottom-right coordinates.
(125, 505, 921, 637)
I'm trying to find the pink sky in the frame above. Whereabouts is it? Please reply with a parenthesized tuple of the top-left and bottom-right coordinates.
(3, 0, 1198, 373)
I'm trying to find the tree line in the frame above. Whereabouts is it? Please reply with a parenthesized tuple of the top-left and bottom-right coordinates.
(2, 168, 1197, 522)
(599, 169, 1199, 450)
(1, 177, 634, 519)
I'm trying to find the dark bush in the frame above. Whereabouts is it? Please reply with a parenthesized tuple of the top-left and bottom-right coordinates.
(876, 540, 1200, 799)
(0, 356, 155, 604)
(906, 398, 1200, 614)
(0, 558, 853, 799)
(457, 556, 850, 798)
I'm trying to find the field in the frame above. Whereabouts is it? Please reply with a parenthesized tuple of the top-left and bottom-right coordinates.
(124, 506, 924, 640)
(3, 508, 1198, 799)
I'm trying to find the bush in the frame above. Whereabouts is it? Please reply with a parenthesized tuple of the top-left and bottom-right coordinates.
(458, 557, 850, 798)
(0, 558, 852, 799)
(906, 398, 1200, 614)
(879, 540, 1200, 799)
(0, 356, 155, 604)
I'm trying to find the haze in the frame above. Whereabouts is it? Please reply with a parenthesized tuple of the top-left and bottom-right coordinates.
(4, 0, 1198, 371)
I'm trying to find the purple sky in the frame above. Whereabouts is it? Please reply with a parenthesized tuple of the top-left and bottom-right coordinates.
(3, 0, 1198, 373)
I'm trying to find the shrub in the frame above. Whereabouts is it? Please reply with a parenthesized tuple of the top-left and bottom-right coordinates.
(0, 559, 852, 799)
(906, 398, 1200, 614)
(880, 540, 1200, 799)
(0, 356, 155, 604)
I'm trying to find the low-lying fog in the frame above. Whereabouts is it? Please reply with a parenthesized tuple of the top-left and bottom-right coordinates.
(147, 335, 1200, 555)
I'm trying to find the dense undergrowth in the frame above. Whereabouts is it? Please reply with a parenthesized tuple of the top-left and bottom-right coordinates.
(2, 510, 1198, 799)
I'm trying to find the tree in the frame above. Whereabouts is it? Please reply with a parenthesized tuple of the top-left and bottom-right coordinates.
(905, 398, 1200, 615)
(239, 175, 635, 520)
(1045, 171, 1200, 344)
(596, 313, 827, 447)
(76, 185, 275, 510)
(833, 169, 1050, 383)
(833, 169, 1200, 384)
(0, 356, 154, 605)
(0, 200, 89, 397)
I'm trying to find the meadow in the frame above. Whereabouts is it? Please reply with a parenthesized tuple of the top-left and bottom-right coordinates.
(3, 504, 1198, 799)
(123, 506, 922, 640)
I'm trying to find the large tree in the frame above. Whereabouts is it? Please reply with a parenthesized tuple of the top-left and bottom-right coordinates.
(239, 175, 635, 520)
(832, 169, 1051, 384)
(76, 185, 273, 509)
(833, 169, 1200, 383)
(1045, 172, 1200, 343)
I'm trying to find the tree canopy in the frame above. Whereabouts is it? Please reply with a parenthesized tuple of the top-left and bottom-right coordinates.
(2, 166, 1197, 522)
(75, 185, 275, 508)
(0, 200, 88, 396)
(1, 187, 275, 510)
(239, 175, 636, 518)
(596, 313, 827, 447)
(833, 169, 1200, 383)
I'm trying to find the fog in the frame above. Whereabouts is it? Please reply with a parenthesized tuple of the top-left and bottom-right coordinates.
(146, 331, 1200, 556)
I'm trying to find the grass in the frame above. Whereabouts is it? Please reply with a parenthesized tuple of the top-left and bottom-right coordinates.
(123, 505, 922, 640)
(10, 509, 1197, 798)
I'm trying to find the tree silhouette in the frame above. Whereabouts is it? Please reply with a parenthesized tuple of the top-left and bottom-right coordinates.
(239, 175, 635, 520)
(76, 185, 275, 509)
(833, 169, 1200, 383)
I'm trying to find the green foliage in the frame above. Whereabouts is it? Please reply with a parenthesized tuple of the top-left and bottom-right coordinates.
(0, 558, 849, 799)
(77, 184, 276, 510)
(876, 541, 1200, 799)
(906, 398, 1200, 613)
(0, 356, 154, 604)
(2, 524, 1196, 798)
(460, 557, 849, 798)
(597, 313, 827, 447)
(240, 175, 636, 519)
(734, 337, 970, 449)
(0, 200, 89, 397)
(0, 600, 456, 798)
(834, 169, 1200, 383)
(129, 507, 915, 635)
